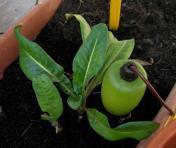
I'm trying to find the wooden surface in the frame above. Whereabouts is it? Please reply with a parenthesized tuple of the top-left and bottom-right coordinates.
(0, 0, 36, 34)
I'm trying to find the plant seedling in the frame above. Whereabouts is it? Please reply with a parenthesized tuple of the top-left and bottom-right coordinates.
(14, 14, 159, 141)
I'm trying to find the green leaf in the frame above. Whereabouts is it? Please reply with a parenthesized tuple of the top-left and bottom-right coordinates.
(108, 31, 118, 44)
(67, 95, 82, 110)
(112, 39, 135, 60)
(86, 38, 134, 96)
(73, 23, 108, 96)
(14, 26, 75, 97)
(106, 39, 134, 63)
(65, 14, 91, 42)
(87, 108, 159, 141)
(107, 31, 134, 68)
(32, 74, 63, 123)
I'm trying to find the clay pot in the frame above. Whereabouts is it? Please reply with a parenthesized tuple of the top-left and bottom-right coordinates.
(0, 0, 62, 79)
(147, 121, 176, 148)
(137, 84, 176, 148)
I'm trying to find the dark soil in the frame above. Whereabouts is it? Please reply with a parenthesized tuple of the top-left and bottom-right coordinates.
(1, 0, 176, 147)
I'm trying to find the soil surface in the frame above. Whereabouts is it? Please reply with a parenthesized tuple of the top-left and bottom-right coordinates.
(0, 0, 176, 147)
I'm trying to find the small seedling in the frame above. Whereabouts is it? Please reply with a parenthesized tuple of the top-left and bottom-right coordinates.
(14, 14, 159, 141)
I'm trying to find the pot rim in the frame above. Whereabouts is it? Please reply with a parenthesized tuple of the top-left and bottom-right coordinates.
(147, 120, 176, 148)
(0, 0, 62, 79)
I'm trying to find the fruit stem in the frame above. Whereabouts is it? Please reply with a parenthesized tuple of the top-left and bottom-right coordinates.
(130, 65, 175, 117)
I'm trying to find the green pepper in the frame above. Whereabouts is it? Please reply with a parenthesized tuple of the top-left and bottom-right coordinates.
(101, 60, 147, 116)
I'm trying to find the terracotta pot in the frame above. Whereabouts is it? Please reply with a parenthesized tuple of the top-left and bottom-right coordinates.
(0, 0, 62, 79)
(147, 121, 176, 148)
(137, 84, 176, 148)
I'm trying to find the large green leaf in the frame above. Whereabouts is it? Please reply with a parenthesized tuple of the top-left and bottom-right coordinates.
(65, 14, 91, 42)
(87, 108, 159, 141)
(106, 39, 134, 63)
(14, 26, 75, 97)
(72, 24, 108, 95)
(32, 74, 63, 123)
(86, 38, 134, 96)
(100, 39, 135, 80)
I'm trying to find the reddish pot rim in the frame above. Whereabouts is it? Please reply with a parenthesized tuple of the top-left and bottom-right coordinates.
(0, 0, 62, 79)
(147, 120, 176, 148)
(137, 84, 176, 148)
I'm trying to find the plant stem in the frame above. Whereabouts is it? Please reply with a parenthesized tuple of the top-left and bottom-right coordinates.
(80, 96, 87, 114)
(130, 65, 175, 116)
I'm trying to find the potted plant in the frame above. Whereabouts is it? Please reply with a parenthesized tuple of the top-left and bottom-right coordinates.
(0, 1, 176, 147)
(15, 13, 176, 147)
(0, 0, 62, 79)
(14, 13, 161, 139)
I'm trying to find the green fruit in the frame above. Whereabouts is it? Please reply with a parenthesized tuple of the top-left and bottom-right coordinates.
(101, 60, 147, 116)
